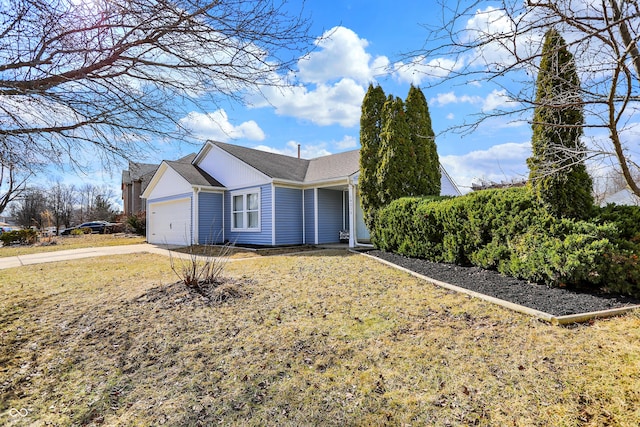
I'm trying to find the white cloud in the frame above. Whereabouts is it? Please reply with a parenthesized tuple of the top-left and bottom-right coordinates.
(253, 141, 331, 158)
(440, 142, 531, 192)
(298, 26, 389, 84)
(446, 113, 455, 120)
(482, 89, 514, 111)
(430, 91, 481, 107)
(335, 135, 358, 150)
(393, 56, 462, 85)
(247, 26, 390, 127)
(254, 78, 366, 127)
(464, 6, 543, 70)
(179, 109, 265, 142)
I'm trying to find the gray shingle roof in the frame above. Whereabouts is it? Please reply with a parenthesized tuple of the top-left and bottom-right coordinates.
(122, 161, 159, 184)
(166, 158, 223, 188)
(212, 141, 310, 181)
(211, 141, 359, 183)
(305, 149, 360, 182)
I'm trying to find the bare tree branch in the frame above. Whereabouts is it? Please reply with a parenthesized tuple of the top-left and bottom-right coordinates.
(410, 0, 640, 198)
(0, 0, 312, 208)
(0, 0, 311, 157)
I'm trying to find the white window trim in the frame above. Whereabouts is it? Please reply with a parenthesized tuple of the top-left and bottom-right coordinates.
(231, 188, 261, 232)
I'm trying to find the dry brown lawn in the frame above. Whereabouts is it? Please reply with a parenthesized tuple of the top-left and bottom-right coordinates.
(1, 250, 639, 426)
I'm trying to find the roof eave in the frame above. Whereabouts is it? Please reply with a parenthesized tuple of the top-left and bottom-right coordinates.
(140, 162, 170, 199)
(193, 185, 226, 192)
(302, 176, 352, 188)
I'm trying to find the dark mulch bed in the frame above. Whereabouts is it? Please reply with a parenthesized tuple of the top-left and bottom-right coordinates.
(368, 250, 640, 317)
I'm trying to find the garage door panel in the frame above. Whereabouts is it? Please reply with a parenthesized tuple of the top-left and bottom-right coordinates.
(149, 198, 192, 245)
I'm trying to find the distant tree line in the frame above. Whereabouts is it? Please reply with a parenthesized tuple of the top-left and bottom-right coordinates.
(7, 183, 118, 232)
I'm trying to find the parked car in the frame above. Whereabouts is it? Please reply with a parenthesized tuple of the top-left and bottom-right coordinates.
(43, 226, 58, 236)
(61, 221, 115, 235)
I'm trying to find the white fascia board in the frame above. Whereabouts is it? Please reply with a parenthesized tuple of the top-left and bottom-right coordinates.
(193, 140, 214, 165)
(301, 177, 350, 189)
(140, 162, 169, 199)
(271, 179, 304, 188)
(192, 185, 225, 193)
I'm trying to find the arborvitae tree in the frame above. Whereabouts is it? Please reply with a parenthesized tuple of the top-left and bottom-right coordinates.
(377, 96, 412, 206)
(405, 85, 441, 196)
(359, 84, 387, 229)
(527, 29, 593, 218)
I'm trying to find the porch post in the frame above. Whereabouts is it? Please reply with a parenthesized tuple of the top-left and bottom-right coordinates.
(348, 182, 355, 248)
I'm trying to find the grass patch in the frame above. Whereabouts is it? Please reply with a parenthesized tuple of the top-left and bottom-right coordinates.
(0, 234, 146, 257)
(1, 251, 640, 425)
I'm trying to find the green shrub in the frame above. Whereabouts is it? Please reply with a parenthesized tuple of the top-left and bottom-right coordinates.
(126, 212, 147, 236)
(70, 228, 85, 236)
(594, 204, 640, 242)
(372, 187, 640, 297)
(0, 229, 38, 245)
(504, 220, 618, 287)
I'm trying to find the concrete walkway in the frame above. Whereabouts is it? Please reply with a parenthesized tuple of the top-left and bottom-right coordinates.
(0, 243, 178, 270)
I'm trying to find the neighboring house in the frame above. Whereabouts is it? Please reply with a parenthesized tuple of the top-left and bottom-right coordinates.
(599, 187, 640, 207)
(122, 161, 159, 216)
(141, 141, 461, 247)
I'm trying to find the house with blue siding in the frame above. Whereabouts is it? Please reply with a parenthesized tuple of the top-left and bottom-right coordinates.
(141, 141, 461, 247)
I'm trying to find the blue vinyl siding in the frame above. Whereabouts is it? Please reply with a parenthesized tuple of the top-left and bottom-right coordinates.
(274, 187, 303, 245)
(317, 188, 343, 244)
(343, 191, 349, 230)
(198, 192, 224, 244)
(225, 184, 272, 245)
(304, 189, 315, 244)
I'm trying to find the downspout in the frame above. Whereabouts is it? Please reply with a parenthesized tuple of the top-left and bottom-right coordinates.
(302, 189, 306, 244)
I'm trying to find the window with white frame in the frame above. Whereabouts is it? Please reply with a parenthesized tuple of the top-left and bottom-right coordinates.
(231, 190, 260, 231)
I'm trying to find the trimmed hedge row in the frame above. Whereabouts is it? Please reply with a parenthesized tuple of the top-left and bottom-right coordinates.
(372, 187, 640, 297)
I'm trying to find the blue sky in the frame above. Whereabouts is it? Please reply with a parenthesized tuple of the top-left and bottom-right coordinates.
(43, 0, 537, 208)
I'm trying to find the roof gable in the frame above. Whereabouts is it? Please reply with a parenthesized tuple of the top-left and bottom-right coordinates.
(141, 162, 192, 199)
(165, 159, 223, 188)
(212, 141, 310, 182)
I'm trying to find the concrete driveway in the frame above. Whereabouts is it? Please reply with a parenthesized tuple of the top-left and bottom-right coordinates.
(0, 244, 177, 270)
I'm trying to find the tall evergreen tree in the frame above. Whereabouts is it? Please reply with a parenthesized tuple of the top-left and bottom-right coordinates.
(359, 84, 387, 229)
(405, 85, 441, 196)
(527, 29, 593, 218)
(377, 96, 412, 206)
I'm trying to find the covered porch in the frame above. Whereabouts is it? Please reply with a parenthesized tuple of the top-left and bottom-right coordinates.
(303, 173, 370, 248)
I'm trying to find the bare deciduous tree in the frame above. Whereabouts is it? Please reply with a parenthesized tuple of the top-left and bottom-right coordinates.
(47, 181, 76, 231)
(0, 0, 311, 207)
(410, 0, 640, 198)
(0, 153, 30, 214)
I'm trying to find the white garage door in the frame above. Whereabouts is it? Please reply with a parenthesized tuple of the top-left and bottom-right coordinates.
(148, 198, 192, 245)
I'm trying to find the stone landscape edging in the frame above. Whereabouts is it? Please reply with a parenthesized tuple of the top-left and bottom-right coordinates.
(355, 250, 640, 325)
